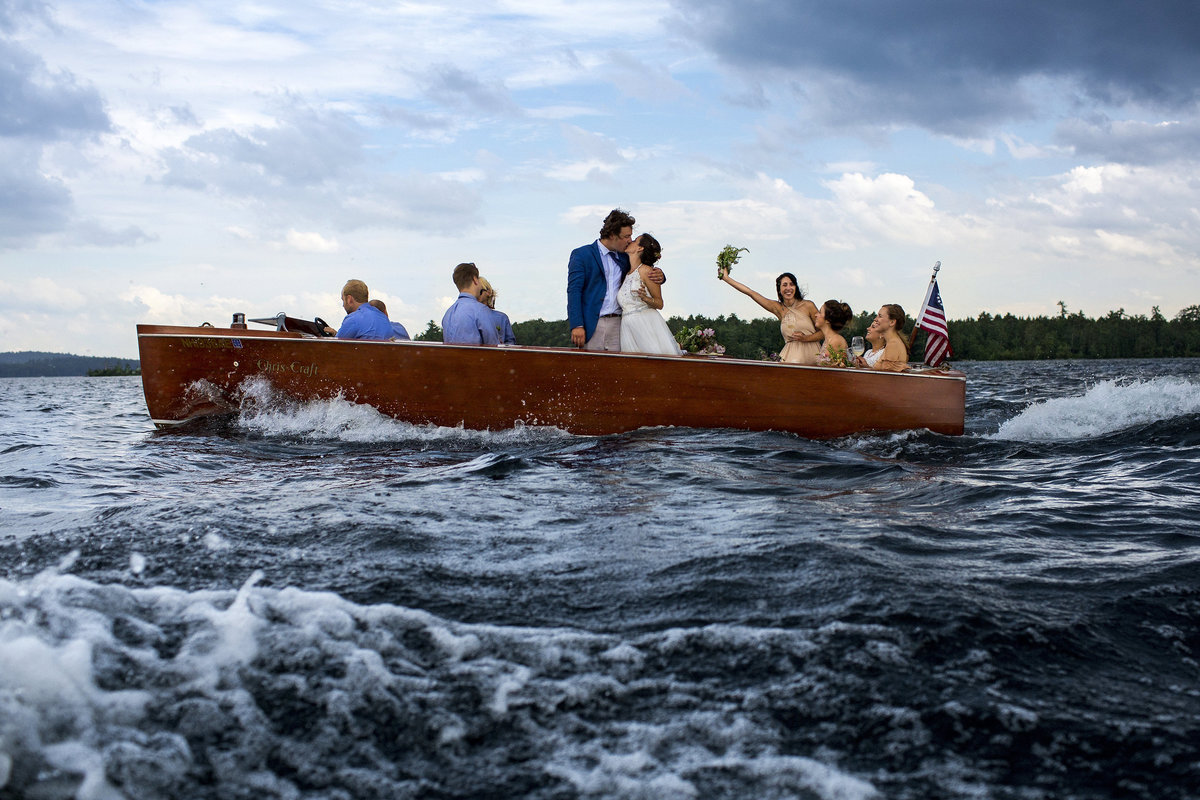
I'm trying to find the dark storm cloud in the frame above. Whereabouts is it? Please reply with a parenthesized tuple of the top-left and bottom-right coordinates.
(0, 36, 109, 138)
(0, 144, 152, 248)
(0, 143, 70, 245)
(1057, 116, 1200, 165)
(1, 3, 110, 248)
(672, 0, 1200, 134)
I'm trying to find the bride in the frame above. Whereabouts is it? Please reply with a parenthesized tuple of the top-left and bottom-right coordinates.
(618, 234, 681, 356)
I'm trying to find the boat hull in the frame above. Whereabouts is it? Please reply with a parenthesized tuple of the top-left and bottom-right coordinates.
(136, 324, 965, 438)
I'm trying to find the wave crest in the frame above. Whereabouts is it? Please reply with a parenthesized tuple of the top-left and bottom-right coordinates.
(992, 377, 1200, 441)
(231, 376, 573, 445)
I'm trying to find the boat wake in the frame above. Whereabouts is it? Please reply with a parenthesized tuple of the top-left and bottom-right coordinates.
(231, 376, 574, 446)
(990, 376, 1200, 441)
(1, 563, 881, 800)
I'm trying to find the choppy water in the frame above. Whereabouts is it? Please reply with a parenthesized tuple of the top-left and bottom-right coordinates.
(2, 359, 1199, 800)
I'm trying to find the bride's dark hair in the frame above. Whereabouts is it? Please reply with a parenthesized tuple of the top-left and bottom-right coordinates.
(636, 234, 662, 266)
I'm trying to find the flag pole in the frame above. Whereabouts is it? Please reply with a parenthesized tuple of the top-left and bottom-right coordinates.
(914, 261, 940, 363)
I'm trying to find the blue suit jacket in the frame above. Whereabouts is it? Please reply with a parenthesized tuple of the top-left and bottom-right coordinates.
(567, 241, 630, 342)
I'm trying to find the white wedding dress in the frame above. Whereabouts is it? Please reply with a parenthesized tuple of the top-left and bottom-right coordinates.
(617, 268, 682, 356)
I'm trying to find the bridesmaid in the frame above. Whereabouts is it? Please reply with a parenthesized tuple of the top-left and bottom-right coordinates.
(813, 300, 853, 363)
(853, 318, 886, 367)
(872, 304, 911, 372)
(718, 268, 820, 364)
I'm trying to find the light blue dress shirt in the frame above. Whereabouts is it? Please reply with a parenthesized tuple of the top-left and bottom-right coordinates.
(336, 303, 395, 340)
(441, 293, 501, 345)
(598, 243, 625, 317)
(492, 309, 516, 344)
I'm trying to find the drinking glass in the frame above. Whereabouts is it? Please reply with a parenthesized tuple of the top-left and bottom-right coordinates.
(850, 336, 866, 358)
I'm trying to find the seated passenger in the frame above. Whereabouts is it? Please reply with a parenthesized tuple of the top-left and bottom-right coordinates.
(814, 300, 852, 364)
(478, 277, 516, 345)
(329, 279, 394, 340)
(872, 304, 910, 372)
(368, 299, 410, 340)
(441, 262, 500, 345)
(854, 319, 886, 367)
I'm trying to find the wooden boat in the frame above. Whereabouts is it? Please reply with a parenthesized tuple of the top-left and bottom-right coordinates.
(136, 317, 965, 438)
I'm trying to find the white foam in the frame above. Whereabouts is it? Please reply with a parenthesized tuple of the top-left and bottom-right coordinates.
(600, 643, 644, 665)
(202, 532, 232, 551)
(489, 665, 532, 716)
(428, 625, 482, 662)
(179, 571, 264, 673)
(2, 570, 884, 800)
(992, 377, 1200, 441)
(231, 376, 575, 444)
(42, 741, 124, 800)
(711, 753, 880, 800)
(0, 571, 156, 799)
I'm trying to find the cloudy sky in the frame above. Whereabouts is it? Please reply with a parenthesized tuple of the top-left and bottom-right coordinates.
(3, 0, 1199, 358)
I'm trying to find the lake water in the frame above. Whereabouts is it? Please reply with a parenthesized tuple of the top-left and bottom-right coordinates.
(2, 360, 1199, 799)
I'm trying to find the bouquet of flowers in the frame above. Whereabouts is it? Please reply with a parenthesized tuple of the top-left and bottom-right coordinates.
(817, 348, 852, 368)
(675, 325, 726, 355)
(716, 245, 749, 278)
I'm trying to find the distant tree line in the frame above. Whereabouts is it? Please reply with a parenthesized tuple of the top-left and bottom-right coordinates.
(0, 352, 142, 378)
(86, 364, 142, 376)
(947, 305, 1200, 360)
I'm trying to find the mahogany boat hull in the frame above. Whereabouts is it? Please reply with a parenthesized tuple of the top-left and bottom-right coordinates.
(136, 324, 966, 438)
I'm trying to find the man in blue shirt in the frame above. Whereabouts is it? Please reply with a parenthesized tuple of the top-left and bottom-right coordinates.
(441, 263, 500, 345)
(368, 299, 410, 340)
(328, 279, 395, 340)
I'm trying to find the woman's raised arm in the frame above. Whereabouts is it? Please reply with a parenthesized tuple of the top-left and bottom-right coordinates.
(719, 267, 782, 318)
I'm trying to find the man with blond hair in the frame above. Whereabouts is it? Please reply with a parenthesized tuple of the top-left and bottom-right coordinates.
(327, 279, 394, 340)
(441, 263, 500, 345)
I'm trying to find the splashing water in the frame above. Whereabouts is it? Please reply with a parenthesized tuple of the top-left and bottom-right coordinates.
(992, 377, 1200, 440)
(232, 376, 573, 446)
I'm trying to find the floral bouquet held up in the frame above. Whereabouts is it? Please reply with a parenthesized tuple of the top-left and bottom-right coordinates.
(675, 326, 726, 356)
(716, 245, 749, 278)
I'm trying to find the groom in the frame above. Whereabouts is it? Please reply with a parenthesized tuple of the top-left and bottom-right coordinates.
(566, 208, 663, 351)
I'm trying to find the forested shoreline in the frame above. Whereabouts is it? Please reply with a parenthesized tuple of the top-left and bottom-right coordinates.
(0, 352, 142, 378)
(490, 304, 1200, 361)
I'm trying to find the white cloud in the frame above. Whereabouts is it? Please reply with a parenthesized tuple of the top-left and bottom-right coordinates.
(121, 285, 248, 325)
(822, 172, 968, 248)
(279, 230, 340, 253)
(1094, 229, 1177, 261)
(545, 159, 620, 181)
(0, 277, 87, 312)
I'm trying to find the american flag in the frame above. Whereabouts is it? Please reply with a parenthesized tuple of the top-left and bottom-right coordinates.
(915, 274, 952, 367)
